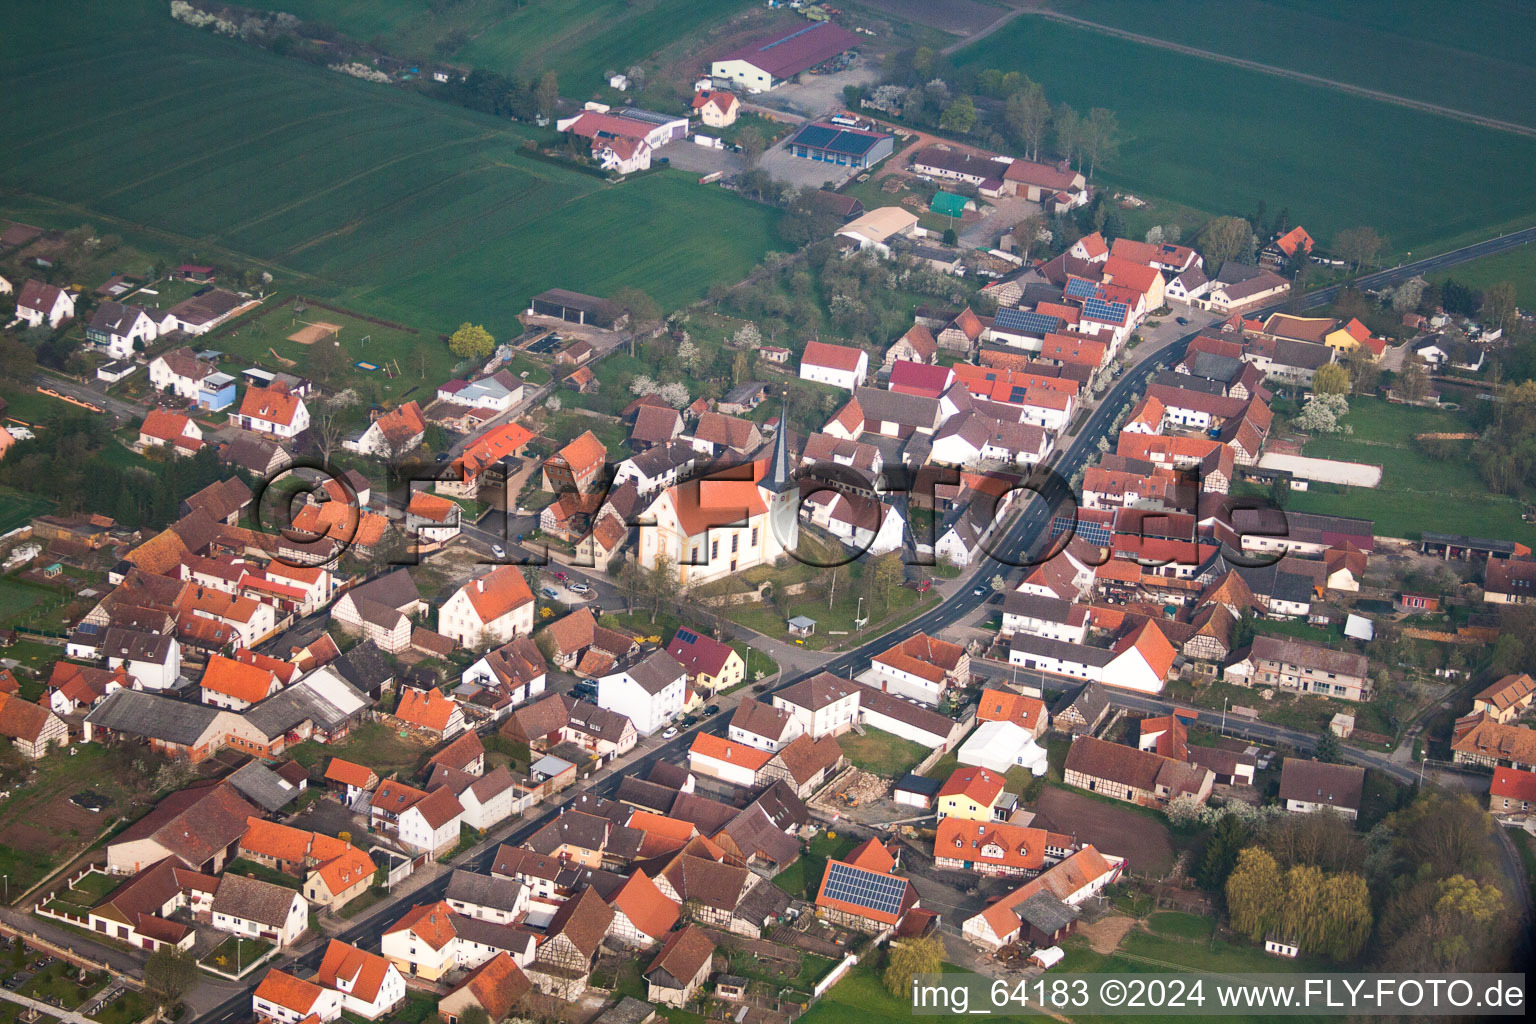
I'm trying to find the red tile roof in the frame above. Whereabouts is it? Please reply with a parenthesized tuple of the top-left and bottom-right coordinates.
(396, 687, 457, 733)
(802, 340, 865, 373)
(317, 940, 393, 1003)
(938, 765, 1006, 806)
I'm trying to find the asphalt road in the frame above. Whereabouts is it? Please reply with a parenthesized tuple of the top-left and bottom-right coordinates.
(191, 233, 1535, 1022)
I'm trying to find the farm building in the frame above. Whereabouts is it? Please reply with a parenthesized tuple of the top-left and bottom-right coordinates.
(784, 120, 893, 170)
(710, 21, 859, 93)
(527, 289, 618, 327)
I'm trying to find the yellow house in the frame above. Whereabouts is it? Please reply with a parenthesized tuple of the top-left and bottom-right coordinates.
(936, 766, 1015, 822)
(666, 627, 746, 696)
(1323, 317, 1384, 357)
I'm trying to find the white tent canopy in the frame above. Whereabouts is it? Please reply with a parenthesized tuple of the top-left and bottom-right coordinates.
(957, 720, 1049, 776)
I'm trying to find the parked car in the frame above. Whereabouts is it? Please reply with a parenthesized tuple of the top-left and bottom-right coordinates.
(662, 727, 678, 739)
(570, 582, 590, 594)
(680, 714, 698, 728)
(540, 586, 559, 598)
(490, 544, 506, 560)
(704, 704, 721, 717)
(1176, 316, 1189, 325)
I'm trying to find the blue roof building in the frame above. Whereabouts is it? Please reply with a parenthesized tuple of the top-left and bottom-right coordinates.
(785, 121, 893, 169)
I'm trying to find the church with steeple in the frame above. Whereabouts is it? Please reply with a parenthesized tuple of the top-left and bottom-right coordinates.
(635, 395, 799, 587)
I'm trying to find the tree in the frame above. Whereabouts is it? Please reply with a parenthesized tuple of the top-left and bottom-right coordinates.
(449, 322, 494, 359)
(1293, 392, 1349, 433)
(731, 349, 753, 385)
(534, 70, 559, 119)
(1004, 81, 1050, 159)
(676, 338, 705, 375)
(1390, 277, 1426, 312)
(1481, 280, 1518, 333)
(458, 1007, 491, 1024)
(733, 322, 762, 349)
(1312, 361, 1350, 395)
(1053, 103, 1080, 168)
(939, 95, 977, 134)
(1317, 872, 1373, 960)
(612, 286, 661, 326)
(737, 126, 766, 166)
(1197, 216, 1255, 269)
(883, 934, 944, 999)
(1012, 212, 1046, 262)
(843, 83, 865, 108)
(942, 227, 958, 246)
(1333, 226, 1384, 271)
(866, 551, 904, 615)
(1397, 353, 1430, 404)
(1081, 107, 1119, 180)
(0, 337, 38, 382)
(1225, 847, 1282, 941)
(144, 948, 200, 1012)
(1313, 729, 1341, 763)
(1196, 813, 1250, 892)
(912, 46, 935, 79)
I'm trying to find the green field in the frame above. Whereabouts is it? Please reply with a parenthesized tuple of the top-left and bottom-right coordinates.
(1290, 397, 1536, 543)
(0, 1, 780, 337)
(1057, 0, 1536, 127)
(246, 0, 756, 90)
(1428, 241, 1536, 309)
(954, 16, 1536, 255)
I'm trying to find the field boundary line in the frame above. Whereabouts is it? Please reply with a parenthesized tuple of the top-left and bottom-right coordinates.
(1030, 9, 1536, 137)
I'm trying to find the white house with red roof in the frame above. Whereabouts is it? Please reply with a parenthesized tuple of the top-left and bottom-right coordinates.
(16, 280, 75, 328)
(233, 384, 309, 440)
(799, 340, 868, 391)
(316, 940, 406, 1020)
(438, 566, 535, 649)
(138, 409, 205, 456)
(253, 969, 342, 1024)
(665, 627, 744, 695)
(691, 89, 739, 127)
(397, 786, 465, 858)
(592, 135, 651, 175)
(346, 401, 425, 457)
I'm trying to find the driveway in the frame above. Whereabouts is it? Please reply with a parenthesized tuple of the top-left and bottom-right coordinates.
(743, 58, 881, 120)
(959, 194, 1039, 249)
(756, 142, 862, 191)
(661, 141, 745, 177)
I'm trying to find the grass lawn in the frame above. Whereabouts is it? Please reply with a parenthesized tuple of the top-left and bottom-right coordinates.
(1428, 240, 1536, 309)
(88, 990, 149, 1024)
(1289, 397, 1536, 543)
(837, 727, 930, 778)
(1057, 0, 1536, 128)
(953, 14, 1536, 256)
(800, 958, 1050, 1024)
(200, 935, 272, 975)
(286, 721, 430, 778)
(1, 1, 781, 336)
(0, 486, 56, 534)
(773, 830, 856, 903)
(1145, 910, 1215, 942)
(53, 871, 119, 908)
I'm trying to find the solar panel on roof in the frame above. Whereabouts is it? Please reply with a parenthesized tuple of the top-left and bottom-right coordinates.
(993, 308, 1062, 335)
(1053, 514, 1110, 546)
(1064, 277, 1097, 299)
(823, 862, 907, 916)
(1082, 297, 1129, 322)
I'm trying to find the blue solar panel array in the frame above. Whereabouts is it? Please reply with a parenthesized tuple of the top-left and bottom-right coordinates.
(823, 862, 907, 916)
(993, 308, 1062, 335)
(791, 123, 882, 156)
(1053, 514, 1111, 546)
(1064, 277, 1098, 299)
(1082, 296, 1130, 323)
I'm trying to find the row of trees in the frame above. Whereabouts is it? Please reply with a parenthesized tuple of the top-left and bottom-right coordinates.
(431, 66, 558, 122)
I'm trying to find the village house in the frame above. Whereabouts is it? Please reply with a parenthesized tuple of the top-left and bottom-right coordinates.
(934, 817, 1074, 878)
(598, 650, 687, 736)
(936, 766, 1017, 822)
(331, 571, 424, 654)
(395, 687, 466, 741)
(0, 691, 68, 759)
(1278, 758, 1365, 820)
(436, 953, 531, 1024)
(1062, 735, 1213, 810)
(1451, 714, 1536, 771)
(87, 301, 173, 358)
(382, 901, 537, 982)
(543, 430, 608, 493)
(814, 838, 918, 932)
(211, 872, 310, 947)
(438, 566, 535, 649)
(1229, 635, 1371, 703)
(1471, 673, 1535, 724)
(665, 627, 745, 695)
(868, 632, 969, 704)
(691, 89, 739, 127)
(961, 846, 1121, 950)
(232, 384, 309, 440)
(346, 401, 426, 457)
(315, 940, 407, 1020)
(253, 970, 341, 1024)
(1489, 766, 1536, 819)
(645, 925, 715, 1008)
(800, 340, 869, 391)
(149, 347, 220, 402)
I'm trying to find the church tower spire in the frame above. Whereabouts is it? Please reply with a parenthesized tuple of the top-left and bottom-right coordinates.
(764, 391, 798, 556)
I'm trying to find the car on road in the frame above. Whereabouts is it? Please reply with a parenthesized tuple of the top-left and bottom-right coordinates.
(973, 587, 986, 596)
(491, 544, 506, 560)
(1176, 316, 1189, 325)
(570, 582, 590, 594)
(662, 727, 678, 739)
(704, 704, 720, 717)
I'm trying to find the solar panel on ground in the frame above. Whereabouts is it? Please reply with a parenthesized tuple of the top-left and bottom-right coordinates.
(823, 861, 907, 916)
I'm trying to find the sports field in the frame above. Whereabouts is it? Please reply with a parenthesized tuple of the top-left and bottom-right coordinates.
(1057, 0, 1536, 128)
(1295, 397, 1536, 544)
(0, 1, 779, 337)
(245, 0, 756, 88)
(954, 16, 1536, 256)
